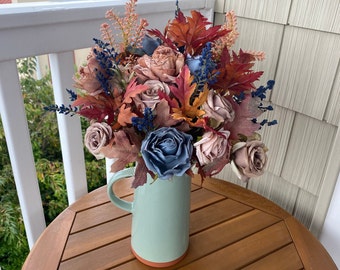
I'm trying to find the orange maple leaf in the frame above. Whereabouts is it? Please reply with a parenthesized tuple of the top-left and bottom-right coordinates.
(116, 78, 148, 126)
(170, 66, 208, 127)
(117, 103, 137, 126)
(167, 10, 229, 55)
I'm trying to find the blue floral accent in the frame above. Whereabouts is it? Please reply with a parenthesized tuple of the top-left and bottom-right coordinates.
(132, 107, 154, 133)
(175, 0, 180, 17)
(92, 38, 118, 95)
(44, 104, 78, 115)
(233, 92, 245, 104)
(252, 118, 278, 128)
(186, 42, 219, 89)
(252, 80, 275, 100)
(141, 127, 193, 179)
(249, 80, 277, 127)
(66, 88, 77, 101)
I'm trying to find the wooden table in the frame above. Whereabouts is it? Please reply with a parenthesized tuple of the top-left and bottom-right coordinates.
(23, 176, 337, 269)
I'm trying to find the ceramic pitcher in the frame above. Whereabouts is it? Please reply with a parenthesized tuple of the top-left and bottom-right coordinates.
(107, 167, 191, 268)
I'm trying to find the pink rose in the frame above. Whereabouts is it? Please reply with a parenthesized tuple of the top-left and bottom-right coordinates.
(134, 45, 184, 83)
(231, 140, 268, 181)
(133, 80, 170, 110)
(74, 48, 105, 95)
(194, 129, 231, 166)
(84, 122, 113, 159)
(203, 91, 235, 128)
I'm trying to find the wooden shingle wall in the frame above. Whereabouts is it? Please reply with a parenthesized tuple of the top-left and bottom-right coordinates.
(214, 0, 340, 237)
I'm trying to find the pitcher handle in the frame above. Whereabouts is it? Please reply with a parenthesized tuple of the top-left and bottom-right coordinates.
(107, 167, 134, 212)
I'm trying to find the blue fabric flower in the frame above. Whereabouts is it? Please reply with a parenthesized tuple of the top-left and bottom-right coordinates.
(142, 35, 161, 56)
(141, 127, 193, 179)
(186, 55, 201, 74)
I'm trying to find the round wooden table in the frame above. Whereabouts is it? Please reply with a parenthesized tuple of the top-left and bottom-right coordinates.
(22, 176, 337, 269)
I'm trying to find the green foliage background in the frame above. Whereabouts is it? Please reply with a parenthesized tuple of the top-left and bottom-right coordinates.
(0, 58, 106, 269)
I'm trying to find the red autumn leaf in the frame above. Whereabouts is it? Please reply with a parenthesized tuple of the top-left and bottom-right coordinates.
(224, 95, 262, 140)
(170, 66, 208, 127)
(72, 93, 121, 125)
(166, 10, 229, 55)
(147, 29, 178, 51)
(213, 49, 263, 95)
(122, 78, 149, 104)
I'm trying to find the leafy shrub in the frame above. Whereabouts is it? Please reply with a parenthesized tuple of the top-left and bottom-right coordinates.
(0, 57, 106, 269)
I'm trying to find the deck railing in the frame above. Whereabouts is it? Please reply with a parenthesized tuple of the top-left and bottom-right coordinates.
(0, 0, 215, 249)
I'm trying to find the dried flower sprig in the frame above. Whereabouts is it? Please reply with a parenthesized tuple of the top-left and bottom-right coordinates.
(245, 50, 266, 61)
(104, 0, 149, 53)
(213, 11, 239, 59)
(44, 104, 78, 116)
(100, 23, 115, 48)
(44, 89, 78, 115)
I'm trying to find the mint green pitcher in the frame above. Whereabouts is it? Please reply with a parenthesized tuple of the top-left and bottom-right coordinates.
(107, 167, 191, 267)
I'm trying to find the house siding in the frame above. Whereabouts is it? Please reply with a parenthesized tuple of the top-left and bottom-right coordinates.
(214, 0, 340, 238)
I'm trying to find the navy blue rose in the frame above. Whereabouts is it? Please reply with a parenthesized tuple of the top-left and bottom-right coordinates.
(141, 127, 193, 179)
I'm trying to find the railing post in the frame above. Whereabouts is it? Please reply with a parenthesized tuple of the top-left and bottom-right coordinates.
(0, 60, 46, 248)
(49, 52, 88, 204)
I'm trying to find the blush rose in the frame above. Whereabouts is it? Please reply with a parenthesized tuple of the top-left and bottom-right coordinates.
(84, 122, 113, 159)
(74, 48, 105, 95)
(203, 91, 235, 128)
(133, 80, 170, 110)
(134, 45, 184, 83)
(231, 140, 268, 181)
(194, 129, 231, 166)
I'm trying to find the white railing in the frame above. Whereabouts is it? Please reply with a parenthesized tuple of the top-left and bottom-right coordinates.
(0, 0, 215, 249)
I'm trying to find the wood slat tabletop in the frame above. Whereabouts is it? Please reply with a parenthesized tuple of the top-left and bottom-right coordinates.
(22, 176, 337, 270)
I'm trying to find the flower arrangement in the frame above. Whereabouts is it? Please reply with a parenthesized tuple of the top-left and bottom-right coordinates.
(47, 0, 277, 188)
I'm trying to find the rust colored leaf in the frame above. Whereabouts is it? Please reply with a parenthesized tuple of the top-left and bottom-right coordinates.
(214, 49, 263, 95)
(170, 66, 208, 127)
(224, 95, 262, 140)
(167, 10, 229, 55)
(153, 99, 181, 128)
(72, 93, 120, 125)
(122, 78, 148, 104)
(101, 130, 139, 171)
(117, 103, 138, 126)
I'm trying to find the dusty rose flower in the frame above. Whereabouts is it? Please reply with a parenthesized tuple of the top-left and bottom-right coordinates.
(231, 140, 268, 181)
(203, 91, 235, 128)
(74, 48, 104, 95)
(194, 129, 231, 166)
(134, 45, 184, 83)
(133, 80, 170, 110)
(84, 122, 113, 159)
